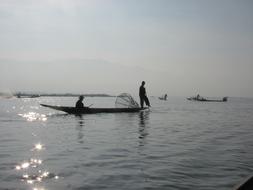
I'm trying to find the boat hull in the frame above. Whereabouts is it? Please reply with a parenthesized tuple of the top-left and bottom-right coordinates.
(187, 97, 228, 102)
(187, 98, 226, 102)
(40, 104, 147, 114)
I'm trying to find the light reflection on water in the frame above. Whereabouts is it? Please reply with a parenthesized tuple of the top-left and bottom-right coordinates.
(15, 142, 59, 190)
(18, 112, 47, 122)
(75, 115, 85, 144)
(138, 111, 150, 138)
(33, 143, 44, 151)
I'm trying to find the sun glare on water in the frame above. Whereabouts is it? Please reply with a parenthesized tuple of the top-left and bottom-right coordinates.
(35, 143, 43, 151)
(18, 112, 47, 122)
(15, 143, 59, 189)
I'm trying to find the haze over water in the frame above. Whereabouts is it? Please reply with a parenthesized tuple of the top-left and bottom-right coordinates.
(0, 96, 252, 190)
(1, 0, 253, 97)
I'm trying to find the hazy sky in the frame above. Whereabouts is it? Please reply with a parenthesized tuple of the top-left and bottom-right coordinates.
(0, 0, 253, 97)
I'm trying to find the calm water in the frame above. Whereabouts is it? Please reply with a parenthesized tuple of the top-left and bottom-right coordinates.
(0, 96, 253, 190)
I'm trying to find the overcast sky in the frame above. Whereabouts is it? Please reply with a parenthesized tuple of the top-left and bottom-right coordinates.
(0, 0, 252, 97)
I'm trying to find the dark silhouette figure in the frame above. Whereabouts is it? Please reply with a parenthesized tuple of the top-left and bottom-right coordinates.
(139, 81, 151, 108)
(158, 93, 167, 100)
(223, 97, 228, 102)
(76, 95, 84, 108)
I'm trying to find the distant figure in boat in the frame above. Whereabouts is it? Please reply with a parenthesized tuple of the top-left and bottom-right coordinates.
(159, 94, 167, 100)
(76, 95, 84, 108)
(196, 94, 205, 101)
(223, 97, 228, 102)
(139, 81, 151, 108)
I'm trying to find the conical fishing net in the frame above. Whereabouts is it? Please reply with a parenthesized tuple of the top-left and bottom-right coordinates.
(115, 93, 139, 108)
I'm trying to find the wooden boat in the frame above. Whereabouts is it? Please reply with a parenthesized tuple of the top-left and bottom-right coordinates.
(40, 104, 147, 114)
(187, 96, 228, 102)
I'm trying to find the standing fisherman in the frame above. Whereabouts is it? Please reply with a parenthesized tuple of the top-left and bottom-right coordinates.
(139, 81, 151, 108)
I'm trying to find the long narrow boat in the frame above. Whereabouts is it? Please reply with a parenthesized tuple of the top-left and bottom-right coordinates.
(40, 104, 147, 114)
(187, 97, 228, 102)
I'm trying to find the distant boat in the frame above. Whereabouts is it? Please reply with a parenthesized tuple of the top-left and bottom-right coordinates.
(16, 94, 40, 98)
(30, 95, 40, 98)
(158, 94, 167, 101)
(187, 95, 228, 102)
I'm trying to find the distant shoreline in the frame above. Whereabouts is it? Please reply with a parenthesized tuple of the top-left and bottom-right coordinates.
(0, 92, 115, 98)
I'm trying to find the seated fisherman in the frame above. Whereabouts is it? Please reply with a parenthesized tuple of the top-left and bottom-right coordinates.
(76, 95, 84, 108)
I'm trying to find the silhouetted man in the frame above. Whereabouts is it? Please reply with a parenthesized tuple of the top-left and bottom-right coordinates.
(76, 95, 84, 108)
(164, 94, 167, 100)
(139, 81, 151, 108)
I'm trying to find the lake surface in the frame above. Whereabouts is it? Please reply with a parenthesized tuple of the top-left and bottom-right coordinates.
(0, 96, 252, 190)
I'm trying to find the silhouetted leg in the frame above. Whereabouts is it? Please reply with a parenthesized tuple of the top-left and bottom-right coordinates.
(144, 96, 150, 107)
(140, 97, 144, 108)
